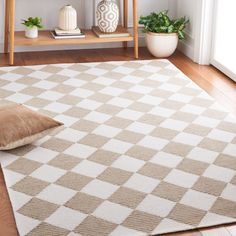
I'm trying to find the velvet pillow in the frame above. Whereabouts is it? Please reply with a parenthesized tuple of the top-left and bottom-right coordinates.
(0, 104, 63, 150)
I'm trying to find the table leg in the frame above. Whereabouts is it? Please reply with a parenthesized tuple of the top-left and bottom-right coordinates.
(4, 0, 10, 53)
(133, 0, 138, 59)
(123, 0, 128, 49)
(9, 0, 15, 65)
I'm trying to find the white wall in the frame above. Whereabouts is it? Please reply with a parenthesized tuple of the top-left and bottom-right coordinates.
(174, 0, 197, 60)
(0, 0, 4, 47)
(0, 0, 169, 53)
(173, 0, 213, 65)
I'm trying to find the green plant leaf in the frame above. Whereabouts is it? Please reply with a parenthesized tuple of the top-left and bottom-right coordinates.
(178, 31, 185, 39)
(22, 17, 43, 29)
(139, 11, 189, 39)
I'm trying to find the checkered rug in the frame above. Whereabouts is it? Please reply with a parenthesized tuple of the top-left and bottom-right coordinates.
(0, 60, 236, 236)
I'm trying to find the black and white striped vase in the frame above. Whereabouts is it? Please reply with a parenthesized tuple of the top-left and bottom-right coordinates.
(96, 0, 119, 33)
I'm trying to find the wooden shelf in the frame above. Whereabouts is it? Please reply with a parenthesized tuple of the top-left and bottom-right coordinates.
(15, 29, 134, 46)
(4, 0, 139, 65)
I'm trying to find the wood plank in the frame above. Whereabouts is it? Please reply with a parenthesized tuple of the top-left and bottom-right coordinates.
(14, 29, 134, 47)
(4, 0, 10, 53)
(123, 0, 128, 49)
(9, 0, 15, 65)
(0, 167, 18, 236)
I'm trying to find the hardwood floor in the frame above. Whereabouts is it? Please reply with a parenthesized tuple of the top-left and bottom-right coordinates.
(0, 47, 236, 236)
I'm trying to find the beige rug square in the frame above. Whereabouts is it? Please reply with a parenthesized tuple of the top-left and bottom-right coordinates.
(0, 60, 236, 236)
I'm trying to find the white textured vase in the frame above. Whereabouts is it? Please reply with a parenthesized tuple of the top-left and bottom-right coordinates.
(146, 32, 179, 58)
(25, 26, 38, 39)
(97, 0, 119, 33)
(59, 5, 77, 31)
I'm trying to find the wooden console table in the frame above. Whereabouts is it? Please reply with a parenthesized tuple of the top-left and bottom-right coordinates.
(4, 0, 139, 65)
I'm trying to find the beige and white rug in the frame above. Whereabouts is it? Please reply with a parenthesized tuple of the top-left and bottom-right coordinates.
(0, 60, 236, 236)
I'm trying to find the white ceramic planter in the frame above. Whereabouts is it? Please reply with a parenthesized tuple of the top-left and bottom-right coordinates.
(59, 5, 77, 31)
(146, 32, 178, 58)
(97, 0, 119, 33)
(25, 26, 38, 39)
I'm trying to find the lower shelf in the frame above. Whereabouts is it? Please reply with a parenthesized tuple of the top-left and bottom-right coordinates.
(14, 29, 134, 46)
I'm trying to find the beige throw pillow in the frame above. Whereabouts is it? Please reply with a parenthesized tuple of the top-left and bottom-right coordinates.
(0, 104, 63, 150)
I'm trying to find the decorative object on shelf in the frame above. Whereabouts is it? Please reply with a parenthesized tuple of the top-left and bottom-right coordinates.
(52, 25, 84, 39)
(22, 17, 43, 39)
(51, 30, 85, 39)
(96, 0, 119, 33)
(59, 5, 77, 31)
(139, 10, 189, 58)
(54, 27, 81, 36)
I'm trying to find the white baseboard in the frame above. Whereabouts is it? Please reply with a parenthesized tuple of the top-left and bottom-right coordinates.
(177, 31, 195, 61)
(178, 40, 194, 60)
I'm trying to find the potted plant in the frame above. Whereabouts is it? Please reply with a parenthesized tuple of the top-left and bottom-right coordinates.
(22, 17, 43, 39)
(139, 11, 189, 58)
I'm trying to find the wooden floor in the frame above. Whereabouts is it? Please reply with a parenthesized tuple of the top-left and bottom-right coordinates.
(0, 47, 236, 236)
